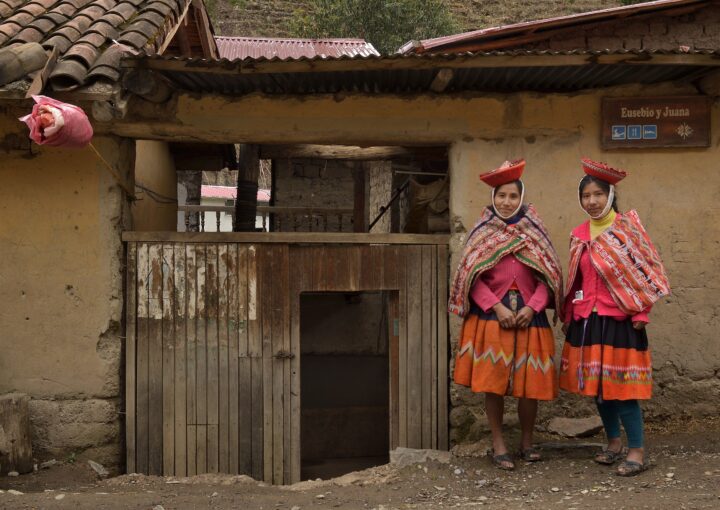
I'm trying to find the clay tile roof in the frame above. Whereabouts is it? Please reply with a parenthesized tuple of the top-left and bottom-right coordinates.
(215, 36, 381, 61)
(0, 0, 215, 91)
(108, 2, 138, 21)
(12, 27, 45, 44)
(20, 2, 49, 16)
(39, 12, 70, 25)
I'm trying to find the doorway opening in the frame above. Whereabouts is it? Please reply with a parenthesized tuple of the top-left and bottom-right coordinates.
(300, 291, 391, 480)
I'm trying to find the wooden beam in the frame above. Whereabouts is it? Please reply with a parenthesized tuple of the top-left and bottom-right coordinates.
(176, 22, 192, 58)
(122, 51, 720, 77)
(157, 0, 194, 55)
(171, 142, 234, 171)
(260, 144, 418, 160)
(25, 46, 58, 98)
(121, 232, 451, 245)
(191, 0, 218, 59)
(430, 68, 454, 93)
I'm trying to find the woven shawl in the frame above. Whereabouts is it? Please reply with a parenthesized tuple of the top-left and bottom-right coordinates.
(566, 210, 670, 315)
(449, 205, 563, 318)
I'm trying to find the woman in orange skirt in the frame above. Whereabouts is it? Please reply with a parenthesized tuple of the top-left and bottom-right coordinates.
(560, 159, 670, 476)
(449, 159, 563, 471)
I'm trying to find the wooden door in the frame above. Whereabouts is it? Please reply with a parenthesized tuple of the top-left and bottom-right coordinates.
(126, 237, 447, 485)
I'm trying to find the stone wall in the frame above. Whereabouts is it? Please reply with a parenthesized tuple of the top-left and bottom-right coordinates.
(523, 4, 720, 51)
(0, 113, 133, 468)
(367, 161, 393, 233)
(273, 158, 355, 232)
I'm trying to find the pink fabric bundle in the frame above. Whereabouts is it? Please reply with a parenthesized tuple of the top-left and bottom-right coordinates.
(19, 95, 93, 148)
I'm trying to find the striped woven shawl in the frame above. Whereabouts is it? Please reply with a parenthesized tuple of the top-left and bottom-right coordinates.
(567, 210, 670, 315)
(449, 205, 563, 318)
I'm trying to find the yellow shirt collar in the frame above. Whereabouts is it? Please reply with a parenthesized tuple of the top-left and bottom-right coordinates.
(590, 209, 617, 240)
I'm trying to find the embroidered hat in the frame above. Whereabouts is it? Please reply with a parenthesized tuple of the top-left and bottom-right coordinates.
(479, 159, 525, 188)
(581, 158, 627, 185)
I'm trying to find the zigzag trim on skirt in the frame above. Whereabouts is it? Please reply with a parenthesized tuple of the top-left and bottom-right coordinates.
(458, 344, 555, 373)
(561, 358, 652, 383)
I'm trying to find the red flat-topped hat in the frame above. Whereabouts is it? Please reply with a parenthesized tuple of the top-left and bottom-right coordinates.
(479, 159, 525, 188)
(581, 158, 627, 185)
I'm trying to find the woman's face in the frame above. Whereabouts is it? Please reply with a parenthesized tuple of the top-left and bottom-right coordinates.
(580, 181, 609, 218)
(494, 183, 522, 217)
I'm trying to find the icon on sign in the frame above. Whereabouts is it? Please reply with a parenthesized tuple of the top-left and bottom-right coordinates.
(642, 125, 658, 140)
(627, 125, 642, 140)
(611, 125, 626, 140)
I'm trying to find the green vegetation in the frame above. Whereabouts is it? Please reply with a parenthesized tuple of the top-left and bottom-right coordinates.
(288, 0, 459, 54)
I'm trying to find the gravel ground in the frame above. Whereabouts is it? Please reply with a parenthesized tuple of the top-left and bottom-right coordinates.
(1, 419, 719, 510)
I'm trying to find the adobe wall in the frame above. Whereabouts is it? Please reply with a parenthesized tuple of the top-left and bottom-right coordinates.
(132, 140, 178, 231)
(0, 108, 133, 468)
(445, 80, 720, 444)
(156, 76, 720, 446)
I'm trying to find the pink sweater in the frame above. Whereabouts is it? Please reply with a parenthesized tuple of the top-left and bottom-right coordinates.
(565, 237, 651, 324)
(470, 254, 550, 313)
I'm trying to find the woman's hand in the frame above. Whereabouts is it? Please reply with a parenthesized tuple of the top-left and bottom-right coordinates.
(561, 322, 569, 335)
(515, 306, 535, 329)
(632, 321, 646, 330)
(492, 303, 516, 329)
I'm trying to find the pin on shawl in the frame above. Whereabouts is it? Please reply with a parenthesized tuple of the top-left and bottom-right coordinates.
(567, 158, 670, 314)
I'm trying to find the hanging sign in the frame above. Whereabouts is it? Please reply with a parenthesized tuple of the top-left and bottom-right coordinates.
(601, 96, 710, 149)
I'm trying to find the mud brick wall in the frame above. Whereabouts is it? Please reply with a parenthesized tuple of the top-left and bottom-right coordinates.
(368, 161, 393, 234)
(522, 5, 720, 51)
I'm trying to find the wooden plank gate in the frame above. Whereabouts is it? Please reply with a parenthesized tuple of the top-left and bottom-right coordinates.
(123, 232, 450, 484)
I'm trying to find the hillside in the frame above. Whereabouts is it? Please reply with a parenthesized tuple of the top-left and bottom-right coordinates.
(210, 0, 626, 44)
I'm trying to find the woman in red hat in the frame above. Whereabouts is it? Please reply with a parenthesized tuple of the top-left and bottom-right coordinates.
(560, 159, 670, 476)
(449, 160, 563, 470)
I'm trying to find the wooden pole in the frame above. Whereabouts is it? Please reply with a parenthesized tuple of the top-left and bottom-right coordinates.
(235, 144, 260, 232)
(352, 164, 369, 232)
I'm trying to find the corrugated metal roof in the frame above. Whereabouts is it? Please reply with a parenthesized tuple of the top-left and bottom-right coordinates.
(122, 48, 720, 95)
(399, 0, 709, 54)
(215, 36, 380, 61)
(202, 185, 271, 201)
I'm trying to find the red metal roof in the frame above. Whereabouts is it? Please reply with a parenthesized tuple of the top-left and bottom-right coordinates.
(215, 36, 379, 61)
(202, 185, 270, 202)
(399, 0, 710, 54)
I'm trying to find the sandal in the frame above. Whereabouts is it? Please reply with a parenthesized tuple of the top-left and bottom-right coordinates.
(616, 459, 648, 477)
(489, 450, 515, 471)
(594, 447, 625, 465)
(518, 447, 542, 462)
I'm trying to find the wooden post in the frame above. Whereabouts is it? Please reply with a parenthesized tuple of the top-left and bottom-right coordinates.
(178, 171, 202, 232)
(0, 393, 33, 475)
(352, 164, 369, 232)
(234, 144, 260, 232)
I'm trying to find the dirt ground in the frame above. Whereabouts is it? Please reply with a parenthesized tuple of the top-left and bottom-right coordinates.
(2, 419, 719, 510)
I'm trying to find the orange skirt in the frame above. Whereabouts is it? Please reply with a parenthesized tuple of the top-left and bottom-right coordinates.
(453, 296, 558, 400)
(559, 313, 652, 400)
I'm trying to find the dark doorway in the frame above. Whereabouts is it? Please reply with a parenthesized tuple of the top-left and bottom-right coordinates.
(300, 291, 390, 480)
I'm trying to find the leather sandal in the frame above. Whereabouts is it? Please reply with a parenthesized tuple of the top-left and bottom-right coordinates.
(489, 450, 515, 471)
(594, 447, 625, 465)
(616, 459, 648, 477)
(518, 446, 542, 462)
